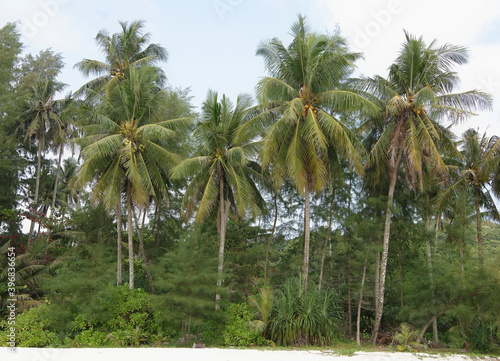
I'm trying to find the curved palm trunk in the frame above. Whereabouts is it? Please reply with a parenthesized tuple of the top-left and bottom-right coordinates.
(127, 181, 134, 289)
(117, 200, 123, 286)
(264, 195, 278, 283)
(372, 148, 402, 344)
(302, 181, 311, 291)
(28, 138, 44, 241)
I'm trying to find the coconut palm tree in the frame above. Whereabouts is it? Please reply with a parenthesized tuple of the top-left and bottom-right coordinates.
(21, 77, 67, 240)
(75, 19, 168, 97)
(171, 90, 264, 310)
(353, 32, 492, 342)
(437, 129, 500, 263)
(75, 65, 189, 289)
(243, 15, 377, 290)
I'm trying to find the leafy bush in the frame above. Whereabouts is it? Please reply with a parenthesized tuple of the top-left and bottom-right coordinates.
(223, 303, 266, 346)
(73, 327, 109, 347)
(0, 304, 60, 347)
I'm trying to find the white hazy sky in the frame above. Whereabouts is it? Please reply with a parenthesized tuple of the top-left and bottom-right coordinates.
(1, 0, 499, 138)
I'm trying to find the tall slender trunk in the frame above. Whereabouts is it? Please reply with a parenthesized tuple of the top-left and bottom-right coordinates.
(475, 187, 483, 264)
(29, 138, 44, 240)
(155, 201, 161, 248)
(372, 148, 402, 344)
(264, 195, 278, 283)
(45, 143, 64, 248)
(357, 244, 370, 346)
(425, 205, 438, 343)
(398, 246, 403, 308)
(347, 179, 352, 337)
(117, 200, 123, 286)
(215, 169, 228, 310)
(374, 251, 380, 315)
(302, 181, 311, 291)
(127, 181, 134, 289)
(319, 189, 334, 290)
(51, 143, 63, 211)
(134, 208, 145, 260)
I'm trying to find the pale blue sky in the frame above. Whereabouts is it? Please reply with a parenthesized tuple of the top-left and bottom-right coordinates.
(2, 0, 500, 137)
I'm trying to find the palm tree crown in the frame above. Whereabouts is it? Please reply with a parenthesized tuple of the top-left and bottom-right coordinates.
(246, 15, 376, 289)
(75, 20, 168, 96)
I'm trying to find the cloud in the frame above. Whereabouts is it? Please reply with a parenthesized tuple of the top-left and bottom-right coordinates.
(315, 0, 500, 137)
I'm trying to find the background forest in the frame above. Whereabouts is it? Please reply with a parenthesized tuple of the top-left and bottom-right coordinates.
(1, 17, 500, 352)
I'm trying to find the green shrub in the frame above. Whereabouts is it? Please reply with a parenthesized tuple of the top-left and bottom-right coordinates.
(0, 304, 61, 347)
(73, 327, 109, 347)
(223, 303, 266, 346)
(269, 279, 340, 346)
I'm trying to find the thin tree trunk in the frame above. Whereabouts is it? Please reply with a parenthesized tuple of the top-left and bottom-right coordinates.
(155, 201, 161, 248)
(302, 181, 311, 291)
(215, 170, 228, 310)
(398, 246, 403, 308)
(45, 143, 64, 248)
(425, 205, 438, 343)
(117, 200, 123, 286)
(264, 195, 278, 283)
(475, 187, 483, 264)
(319, 189, 334, 291)
(29, 139, 44, 241)
(347, 179, 352, 337)
(51, 143, 63, 211)
(127, 181, 134, 289)
(357, 244, 370, 346)
(374, 251, 380, 315)
(372, 148, 402, 344)
(134, 208, 145, 260)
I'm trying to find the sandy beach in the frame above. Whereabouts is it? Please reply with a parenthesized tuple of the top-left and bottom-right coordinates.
(1, 347, 498, 361)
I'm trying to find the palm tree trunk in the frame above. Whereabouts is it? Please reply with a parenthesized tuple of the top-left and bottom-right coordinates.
(117, 200, 123, 286)
(155, 201, 161, 248)
(347, 179, 353, 337)
(28, 139, 44, 241)
(264, 195, 278, 283)
(475, 186, 483, 264)
(51, 143, 63, 211)
(357, 244, 370, 346)
(127, 181, 134, 289)
(133, 208, 145, 260)
(45, 143, 64, 249)
(319, 189, 334, 290)
(425, 208, 438, 343)
(372, 149, 402, 344)
(302, 181, 311, 291)
(215, 170, 228, 310)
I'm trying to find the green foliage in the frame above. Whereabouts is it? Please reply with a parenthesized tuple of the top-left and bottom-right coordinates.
(152, 225, 219, 342)
(73, 327, 109, 347)
(392, 323, 421, 352)
(0, 304, 60, 347)
(223, 303, 267, 347)
(269, 279, 340, 346)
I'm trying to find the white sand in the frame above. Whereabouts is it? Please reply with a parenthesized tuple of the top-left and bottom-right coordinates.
(1, 347, 498, 361)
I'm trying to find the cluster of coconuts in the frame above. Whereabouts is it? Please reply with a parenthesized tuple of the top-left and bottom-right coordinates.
(303, 103, 318, 116)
